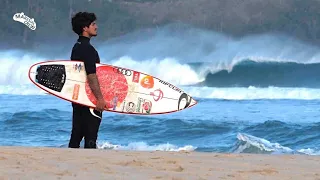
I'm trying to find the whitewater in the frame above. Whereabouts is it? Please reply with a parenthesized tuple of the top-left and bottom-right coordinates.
(1, 25, 320, 155)
(1, 25, 320, 99)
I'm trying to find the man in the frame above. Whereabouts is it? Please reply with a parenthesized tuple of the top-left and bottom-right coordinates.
(69, 12, 107, 149)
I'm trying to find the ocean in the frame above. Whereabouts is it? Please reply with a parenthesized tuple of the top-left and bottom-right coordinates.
(1, 25, 320, 155)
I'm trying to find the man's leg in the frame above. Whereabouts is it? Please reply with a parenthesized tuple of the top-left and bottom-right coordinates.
(68, 105, 84, 148)
(84, 108, 102, 149)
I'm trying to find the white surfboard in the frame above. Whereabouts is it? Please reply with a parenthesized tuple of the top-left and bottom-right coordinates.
(28, 60, 197, 115)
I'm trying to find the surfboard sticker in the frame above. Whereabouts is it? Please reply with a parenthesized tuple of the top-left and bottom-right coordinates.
(28, 60, 197, 115)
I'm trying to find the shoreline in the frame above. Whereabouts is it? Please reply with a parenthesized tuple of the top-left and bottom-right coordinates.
(0, 146, 319, 179)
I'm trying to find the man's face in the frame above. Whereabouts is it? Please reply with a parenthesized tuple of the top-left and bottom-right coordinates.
(84, 21, 98, 37)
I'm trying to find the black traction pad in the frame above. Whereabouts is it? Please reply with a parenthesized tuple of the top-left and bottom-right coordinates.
(35, 65, 66, 92)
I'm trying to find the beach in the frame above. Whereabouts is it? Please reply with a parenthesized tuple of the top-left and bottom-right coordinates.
(2, 1, 320, 179)
(0, 146, 319, 180)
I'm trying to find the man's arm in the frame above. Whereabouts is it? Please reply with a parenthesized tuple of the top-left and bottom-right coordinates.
(87, 73, 104, 101)
(81, 45, 106, 110)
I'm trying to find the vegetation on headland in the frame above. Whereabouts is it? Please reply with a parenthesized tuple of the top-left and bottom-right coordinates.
(3, 0, 320, 49)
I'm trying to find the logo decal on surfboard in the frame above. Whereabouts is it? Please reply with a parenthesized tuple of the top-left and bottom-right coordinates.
(150, 89, 163, 101)
(72, 84, 80, 100)
(126, 102, 136, 113)
(111, 96, 118, 110)
(113, 67, 132, 76)
(132, 71, 140, 83)
(73, 63, 83, 72)
(159, 79, 182, 93)
(178, 93, 192, 110)
(140, 75, 154, 89)
(142, 99, 152, 114)
(135, 98, 152, 114)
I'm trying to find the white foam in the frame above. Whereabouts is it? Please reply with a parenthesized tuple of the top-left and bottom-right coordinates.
(236, 133, 320, 155)
(0, 50, 204, 87)
(97, 141, 196, 152)
(110, 56, 204, 85)
(0, 50, 47, 85)
(2, 25, 320, 93)
(236, 133, 293, 153)
(297, 148, 320, 156)
(184, 86, 320, 100)
(97, 24, 320, 78)
(0, 85, 46, 95)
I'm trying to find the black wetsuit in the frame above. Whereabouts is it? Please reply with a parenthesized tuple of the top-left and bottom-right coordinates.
(68, 36, 102, 149)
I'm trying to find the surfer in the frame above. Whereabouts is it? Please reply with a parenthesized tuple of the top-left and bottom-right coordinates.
(68, 12, 107, 149)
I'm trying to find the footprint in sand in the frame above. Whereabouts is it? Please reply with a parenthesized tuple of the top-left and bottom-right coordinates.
(238, 168, 279, 175)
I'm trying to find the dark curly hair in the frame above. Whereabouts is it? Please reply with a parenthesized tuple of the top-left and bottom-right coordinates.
(71, 12, 97, 35)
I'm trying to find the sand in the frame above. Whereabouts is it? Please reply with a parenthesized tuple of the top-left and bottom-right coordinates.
(0, 146, 319, 180)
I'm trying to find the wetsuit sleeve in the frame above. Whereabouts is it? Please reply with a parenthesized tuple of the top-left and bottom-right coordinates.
(82, 45, 97, 75)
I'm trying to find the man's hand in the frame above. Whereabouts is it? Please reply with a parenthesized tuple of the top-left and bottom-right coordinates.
(95, 99, 107, 112)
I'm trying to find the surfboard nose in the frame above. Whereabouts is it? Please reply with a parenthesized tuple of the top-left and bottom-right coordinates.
(189, 97, 198, 108)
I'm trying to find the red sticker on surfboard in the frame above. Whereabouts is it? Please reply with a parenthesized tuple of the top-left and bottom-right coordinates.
(85, 66, 129, 109)
(132, 71, 140, 83)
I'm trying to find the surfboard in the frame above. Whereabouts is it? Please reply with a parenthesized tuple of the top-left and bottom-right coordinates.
(28, 60, 197, 115)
